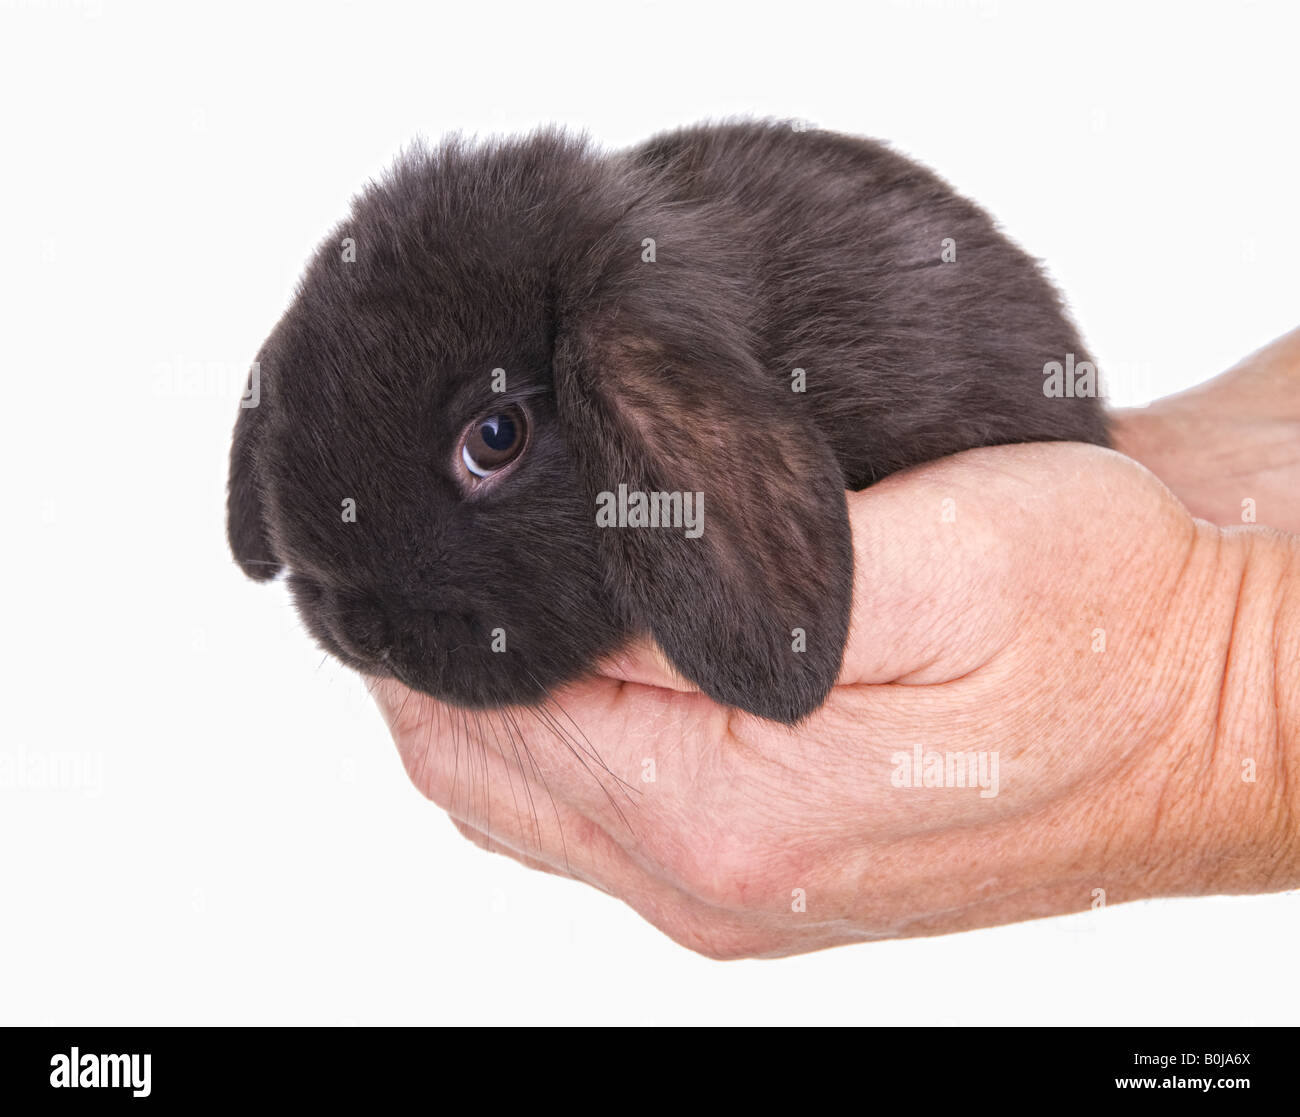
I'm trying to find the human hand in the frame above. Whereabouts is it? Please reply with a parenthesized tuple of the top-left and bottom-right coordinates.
(373, 442, 1299, 958)
(1112, 325, 1300, 532)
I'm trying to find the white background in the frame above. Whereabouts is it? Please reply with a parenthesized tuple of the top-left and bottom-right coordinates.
(2, 0, 1297, 1025)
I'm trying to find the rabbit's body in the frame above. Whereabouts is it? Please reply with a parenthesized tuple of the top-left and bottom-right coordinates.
(622, 123, 1108, 483)
(229, 120, 1106, 723)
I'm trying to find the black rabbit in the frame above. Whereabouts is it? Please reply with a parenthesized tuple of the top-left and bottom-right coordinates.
(228, 120, 1107, 724)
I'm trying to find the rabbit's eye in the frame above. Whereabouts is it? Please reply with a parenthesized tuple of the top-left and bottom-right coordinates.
(460, 405, 528, 479)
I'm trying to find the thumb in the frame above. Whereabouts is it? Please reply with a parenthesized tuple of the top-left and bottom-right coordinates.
(837, 446, 1072, 687)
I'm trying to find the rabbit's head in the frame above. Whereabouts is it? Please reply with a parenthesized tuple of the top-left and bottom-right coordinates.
(228, 130, 853, 723)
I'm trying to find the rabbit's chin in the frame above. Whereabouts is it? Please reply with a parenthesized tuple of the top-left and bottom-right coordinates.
(310, 625, 595, 711)
(312, 639, 554, 710)
(285, 583, 596, 710)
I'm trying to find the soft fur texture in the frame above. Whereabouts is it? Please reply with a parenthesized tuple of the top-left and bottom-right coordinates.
(228, 120, 1108, 724)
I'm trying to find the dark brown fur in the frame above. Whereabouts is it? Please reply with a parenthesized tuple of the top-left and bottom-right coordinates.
(228, 120, 1107, 723)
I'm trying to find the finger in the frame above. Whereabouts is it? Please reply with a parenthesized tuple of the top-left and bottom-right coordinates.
(376, 677, 650, 871)
(375, 675, 642, 811)
(448, 818, 575, 879)
(454, 801, 871, 960)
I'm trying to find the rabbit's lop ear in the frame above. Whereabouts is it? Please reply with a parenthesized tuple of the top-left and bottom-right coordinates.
(554, 299, 854, 725)
(227, 363, 282, 581)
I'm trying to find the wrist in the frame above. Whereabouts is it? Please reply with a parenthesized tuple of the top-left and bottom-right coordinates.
(1152, 524, 1300, 897)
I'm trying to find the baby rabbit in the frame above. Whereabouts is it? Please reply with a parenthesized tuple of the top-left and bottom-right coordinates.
(228, 120, 1107, 724)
